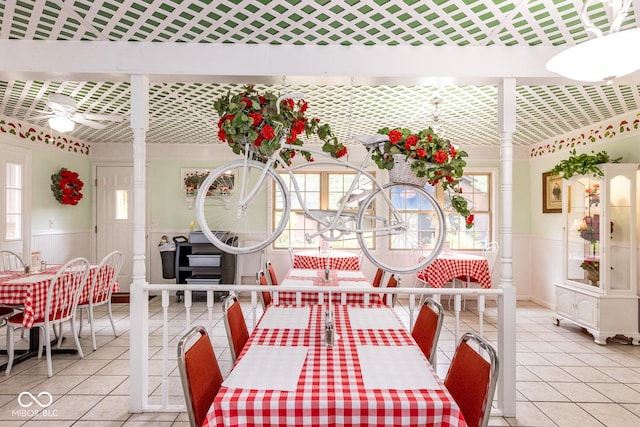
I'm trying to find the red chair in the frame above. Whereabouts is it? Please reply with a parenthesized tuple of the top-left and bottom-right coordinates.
(383, 274, 398, 306)
(371, 267, 385, 288)
(444, 332, 499, 427)
(257, 269, 272, 309)
(5, 257, 90, 377)
(411, 297, 444, 366)
(222, 294, 249, 363)
(77, 250, 123, 350)
(266, 261, 279, 286)
(177, 325, 224, 427)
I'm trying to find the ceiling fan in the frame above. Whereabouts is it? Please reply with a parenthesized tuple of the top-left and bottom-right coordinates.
(29, 93, 124, 132)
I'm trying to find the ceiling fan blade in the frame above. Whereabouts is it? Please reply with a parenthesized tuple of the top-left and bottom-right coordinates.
(75, 112, 124, 122)
(72, 116, 107, 130)
(25, 114, 55, 121)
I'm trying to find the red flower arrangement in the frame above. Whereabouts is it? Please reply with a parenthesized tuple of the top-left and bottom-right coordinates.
(214, 85, 347, 166)
(51, 168, 84, 205)
(372, 127, 473, 228)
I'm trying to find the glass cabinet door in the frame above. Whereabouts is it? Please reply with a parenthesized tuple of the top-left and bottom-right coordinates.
(565, 176, 601, 289)
(607, 173, 632, 293)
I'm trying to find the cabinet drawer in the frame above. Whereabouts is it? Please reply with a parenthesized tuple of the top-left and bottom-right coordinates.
(187, 254, 221, 267)
(185, 274, 222, 284)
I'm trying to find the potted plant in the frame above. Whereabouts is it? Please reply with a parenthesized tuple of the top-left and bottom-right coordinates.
(580, 259, 599, 286)
(550, 149, 621, 179)
(372, 127, 473, 228)
(214, 85, 347, 165)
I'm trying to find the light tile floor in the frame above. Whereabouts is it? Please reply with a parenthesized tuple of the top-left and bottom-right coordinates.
(1, 296, 640, 426)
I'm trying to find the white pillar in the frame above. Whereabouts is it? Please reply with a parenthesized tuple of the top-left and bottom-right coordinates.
(129, 74, 149, 413)
(497, 78, 517, 417)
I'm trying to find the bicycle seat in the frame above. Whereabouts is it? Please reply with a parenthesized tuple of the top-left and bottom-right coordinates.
(354, 135, 388, 148)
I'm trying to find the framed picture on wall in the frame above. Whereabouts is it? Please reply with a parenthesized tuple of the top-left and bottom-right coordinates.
(181, 168, 235, 198)
(542, 171, 562, 213)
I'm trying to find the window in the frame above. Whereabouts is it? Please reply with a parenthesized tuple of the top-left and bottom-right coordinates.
(273, 170, 492, 251)
(273, 171, 373, 249)
(441, 173, 492, 250)
(5, 162, 22, 240)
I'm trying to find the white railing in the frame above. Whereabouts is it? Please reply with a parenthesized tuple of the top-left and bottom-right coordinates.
(132, 283, 512, 417)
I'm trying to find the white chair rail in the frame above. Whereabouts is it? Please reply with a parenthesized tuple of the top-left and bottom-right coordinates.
(134, 282, 510, 418)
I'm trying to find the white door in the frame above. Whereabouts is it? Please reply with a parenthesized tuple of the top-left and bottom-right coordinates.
(0, 147, 31, 262)
(96, 166, 134, 291)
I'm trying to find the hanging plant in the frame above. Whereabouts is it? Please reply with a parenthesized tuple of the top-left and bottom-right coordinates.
(51, 168, 84, 205)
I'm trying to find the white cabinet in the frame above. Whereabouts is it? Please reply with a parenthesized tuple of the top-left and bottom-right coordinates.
(554, 163, 640, 345)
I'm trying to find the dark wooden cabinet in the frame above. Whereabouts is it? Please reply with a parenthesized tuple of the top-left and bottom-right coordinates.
(174, 234, 236, 302)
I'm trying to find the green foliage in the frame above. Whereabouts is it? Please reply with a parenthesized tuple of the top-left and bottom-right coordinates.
(551, 149, 622, 179)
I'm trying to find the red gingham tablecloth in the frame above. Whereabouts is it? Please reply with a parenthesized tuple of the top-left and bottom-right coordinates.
(418, 254, 491, 289)
(204, 305, 467, 427)
(274, 269, 383, 306)
(293, 250, 360, 270)
(0, 265, 119, 328)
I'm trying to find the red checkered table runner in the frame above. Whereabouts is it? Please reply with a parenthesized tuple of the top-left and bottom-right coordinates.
(274, 269, 383, 306)
(0, 265, 119, 328)
(292, 250, 360, 270)
(418, 254, 491, 289)
(204, 304, 467, 427)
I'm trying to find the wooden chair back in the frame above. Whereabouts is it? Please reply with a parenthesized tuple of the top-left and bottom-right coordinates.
(85, 250, 123, 305)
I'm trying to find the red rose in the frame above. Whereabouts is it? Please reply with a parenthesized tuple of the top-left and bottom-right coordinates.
(300, 101, 308, 113)
(253, 134, 263, 147)
(60, 170, 71, 178)
(261, 125, 275, 140)
(416, 148, 426, 158)
(241, 97, 252, 108)
(388, 129, 402, 144)
(259, 95, 266, 105)
(336, 146, 348, 158)
(434, 150, 448, 164)
(427, 134, 433, 142)
(286, 131, 298, 143)
(218, 129, 227, 142)
(450, 146, 457, 158)
(466, 214, 475, 225)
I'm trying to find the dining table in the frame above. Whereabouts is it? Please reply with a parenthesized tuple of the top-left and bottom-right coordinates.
(291, 249, 361, 270)
(204, 304, 467, 427)
(0, 264, 119, 371)
(418, 252, 491, 289)
(275, 268, 382, 306)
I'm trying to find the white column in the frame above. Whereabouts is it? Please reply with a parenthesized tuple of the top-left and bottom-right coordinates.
(129, 74, 149, 413)
(497, 79, 517, 417)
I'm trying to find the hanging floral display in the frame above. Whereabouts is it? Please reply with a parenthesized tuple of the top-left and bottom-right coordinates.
(51, 168, 84, 205)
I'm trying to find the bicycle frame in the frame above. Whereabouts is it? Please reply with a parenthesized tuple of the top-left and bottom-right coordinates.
(235, 138, 406, 243)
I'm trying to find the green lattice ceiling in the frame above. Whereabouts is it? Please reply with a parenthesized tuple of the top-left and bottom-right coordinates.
(0, 1, 639, 147)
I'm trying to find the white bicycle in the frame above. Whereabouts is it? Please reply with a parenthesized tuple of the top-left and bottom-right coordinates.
(195, 107, 446, 275)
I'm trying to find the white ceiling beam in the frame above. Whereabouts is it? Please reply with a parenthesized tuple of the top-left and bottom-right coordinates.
(4, 39, 638, 86)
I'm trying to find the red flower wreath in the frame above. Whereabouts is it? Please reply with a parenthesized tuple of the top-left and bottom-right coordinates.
(50, 168, 84, 205)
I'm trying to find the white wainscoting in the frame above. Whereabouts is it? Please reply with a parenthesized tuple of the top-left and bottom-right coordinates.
(31, 229, 92, 265)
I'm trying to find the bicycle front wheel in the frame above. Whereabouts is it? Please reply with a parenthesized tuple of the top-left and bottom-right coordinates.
(195, 159, 289, 255)
(356, 183, 446, 274)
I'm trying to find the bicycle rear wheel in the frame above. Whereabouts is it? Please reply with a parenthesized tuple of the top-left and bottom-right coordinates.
(195, 159, 289, 254)
(356, 183, 446, 274)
